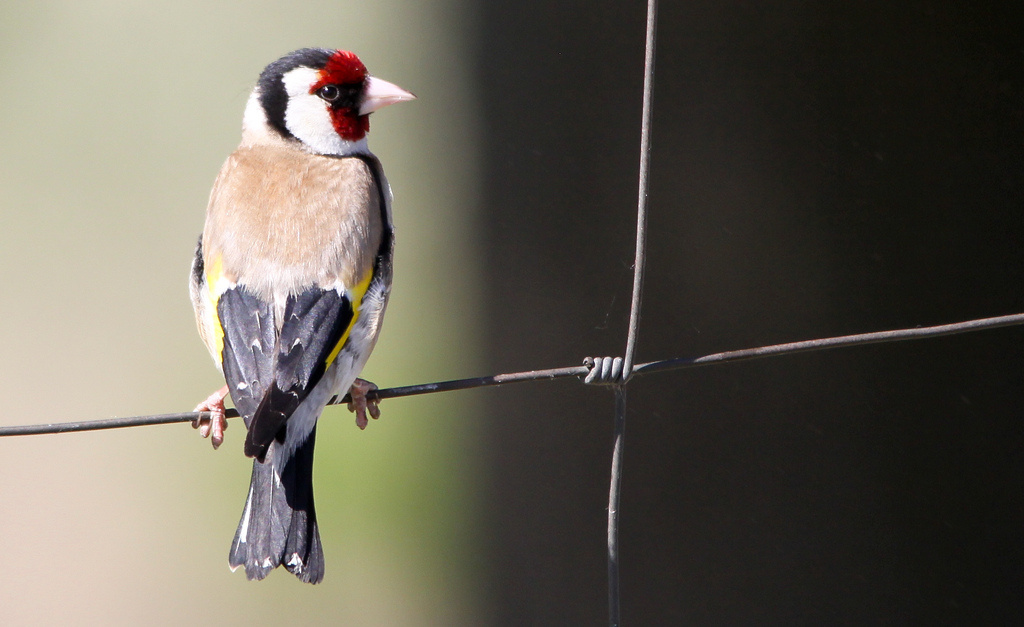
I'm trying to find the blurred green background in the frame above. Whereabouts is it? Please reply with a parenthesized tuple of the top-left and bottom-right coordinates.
(0, 1, 484, 624)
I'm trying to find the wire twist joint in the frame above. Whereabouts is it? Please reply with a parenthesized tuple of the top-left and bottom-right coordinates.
(583, 356, 630, 385)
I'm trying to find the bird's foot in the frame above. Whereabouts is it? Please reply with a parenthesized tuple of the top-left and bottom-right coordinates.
(347, 378, 381, 430)
(193, 384, 229, 449)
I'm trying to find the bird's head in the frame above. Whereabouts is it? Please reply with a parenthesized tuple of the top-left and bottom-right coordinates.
(242, 48, 415, 156)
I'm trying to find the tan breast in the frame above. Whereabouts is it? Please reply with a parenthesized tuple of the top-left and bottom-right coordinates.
(202, 143, 382, 298)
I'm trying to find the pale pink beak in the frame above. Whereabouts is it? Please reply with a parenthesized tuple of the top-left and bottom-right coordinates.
(359, 76, 416, 115)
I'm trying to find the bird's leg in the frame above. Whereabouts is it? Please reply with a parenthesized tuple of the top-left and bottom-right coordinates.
(347, 378, 381, 430)
(193, 384, 229, 449)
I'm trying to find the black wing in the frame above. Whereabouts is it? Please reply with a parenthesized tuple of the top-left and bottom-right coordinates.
(217, 286, 355, 462)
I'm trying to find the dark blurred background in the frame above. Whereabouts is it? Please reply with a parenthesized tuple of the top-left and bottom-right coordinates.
(477, 1, 1023, 624)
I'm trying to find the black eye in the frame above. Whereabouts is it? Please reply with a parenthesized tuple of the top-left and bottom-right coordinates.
(317, 85, 341, 102)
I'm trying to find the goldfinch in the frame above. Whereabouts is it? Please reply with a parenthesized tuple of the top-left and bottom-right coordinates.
(189, 48, 414, 583)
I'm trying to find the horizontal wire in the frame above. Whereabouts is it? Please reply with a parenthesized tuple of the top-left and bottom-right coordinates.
(631, 312, 1024, 375)
(0, 312, 1020, 437)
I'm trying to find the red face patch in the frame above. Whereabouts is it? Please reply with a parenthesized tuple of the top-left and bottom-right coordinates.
(326, 108, 370, 142)
(317, 50, 368, 87)
(311, 50, 370, 142)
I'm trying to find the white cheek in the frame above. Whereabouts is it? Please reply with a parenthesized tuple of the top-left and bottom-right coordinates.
(281, 67, 346, 155)
(287, 93, 345, 154)
(241, 91, 271, 140)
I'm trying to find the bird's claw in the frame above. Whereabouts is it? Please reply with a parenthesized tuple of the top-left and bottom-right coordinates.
(193, 384, 229, 449)
(347, 378, 381, 430)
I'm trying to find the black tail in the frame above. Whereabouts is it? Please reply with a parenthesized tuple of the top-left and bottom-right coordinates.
(229, 427, 324, 584)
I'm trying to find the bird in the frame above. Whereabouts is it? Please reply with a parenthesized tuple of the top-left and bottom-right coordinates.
(188, 48, 414, 583)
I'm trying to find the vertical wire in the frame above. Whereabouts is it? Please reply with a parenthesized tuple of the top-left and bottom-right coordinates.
(608, 386, 628, 626)
(609, 3, 658, 625)
(622, 0, 659, 380)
